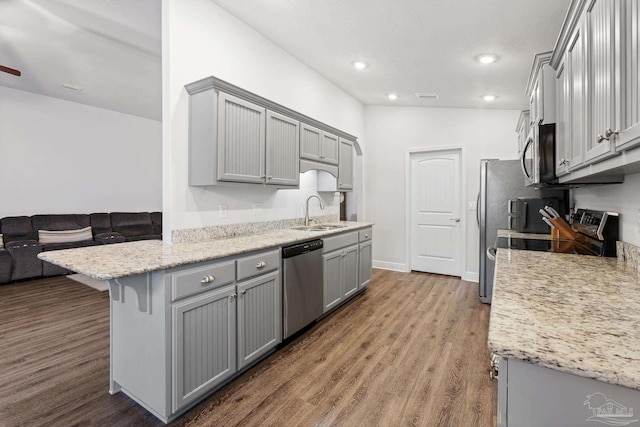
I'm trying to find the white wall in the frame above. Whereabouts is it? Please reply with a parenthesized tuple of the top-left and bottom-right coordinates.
(164, 0, 364, 236)
(572, 172, 640, 247)
(364, 106, 520, 280)
(0, 86, 162, 217)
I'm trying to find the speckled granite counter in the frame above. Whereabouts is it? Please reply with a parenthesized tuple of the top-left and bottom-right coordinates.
(488, 248, 640, 390)
(38, 221, 373, 280)
(497, 229, 553, 240)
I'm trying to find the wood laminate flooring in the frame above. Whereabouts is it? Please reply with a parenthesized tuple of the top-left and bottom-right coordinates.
(0, 269, 495, 427)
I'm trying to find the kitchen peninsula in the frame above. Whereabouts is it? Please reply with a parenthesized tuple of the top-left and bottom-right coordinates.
(39, 221, 373, 423)
(489, 244, 640, 427)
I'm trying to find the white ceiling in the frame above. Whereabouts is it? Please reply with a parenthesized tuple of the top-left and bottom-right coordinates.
(211, 0, 571, 110)
(0, 0, 161, 120)
(0, 0, 571, 121)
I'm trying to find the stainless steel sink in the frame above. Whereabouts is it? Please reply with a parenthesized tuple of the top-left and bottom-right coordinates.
(291, 224, 346, 231)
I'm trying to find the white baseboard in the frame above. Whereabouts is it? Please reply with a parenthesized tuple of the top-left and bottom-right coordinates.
(462, 272, 479, 283)
(372, 260, 409, 272)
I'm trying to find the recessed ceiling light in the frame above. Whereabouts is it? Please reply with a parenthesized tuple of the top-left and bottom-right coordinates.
(415, 92, 439, 99)
(353, 61, 367, 70)
(477, 54, 498, 64)
(387, 93, 398, 100)
(483, 95, 497, 102)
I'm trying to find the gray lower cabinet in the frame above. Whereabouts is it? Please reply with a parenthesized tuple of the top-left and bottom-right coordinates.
(498, 357, 640, 426)
(172, 284, 237, 412)
(322, 230, 361, 313)
(342, 244, 359, 298)
(237, 270, 281, 369)
(358, 241, 372, 289)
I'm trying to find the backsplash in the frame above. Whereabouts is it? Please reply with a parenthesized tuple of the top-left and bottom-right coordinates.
(172, 214, 339, 243)
(617, 241, 640, 272)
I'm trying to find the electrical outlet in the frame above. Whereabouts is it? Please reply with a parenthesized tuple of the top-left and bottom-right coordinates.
(468, 200, 477, 211)
(252, 203, 263, 215)
(219, 204, 228, 218)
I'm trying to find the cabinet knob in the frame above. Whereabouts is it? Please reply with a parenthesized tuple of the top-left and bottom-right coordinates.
(605, 128, 620, 137)
(597, 134, 609, 143)
(230, 293, 237, 300)
(200, 275, 215, 284)
(364, 234, 369, 238)
(266, 176, 273, 181)
(450, 218, 461, 223)
(241, 290, 246, 295)
(256, 261, 266, 269)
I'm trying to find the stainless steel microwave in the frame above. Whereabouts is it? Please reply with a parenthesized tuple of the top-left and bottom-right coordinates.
(520, 123, 556, 186)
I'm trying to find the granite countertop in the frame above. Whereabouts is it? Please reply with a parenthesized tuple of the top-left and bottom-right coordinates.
(497, 229, 553, 240)
(38, 221, 373, 281)
(488, 248, 640, 390)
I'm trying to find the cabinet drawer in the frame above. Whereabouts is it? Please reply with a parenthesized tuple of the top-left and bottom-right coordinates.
(237, 249, 280, 281)
(322, 231, 358, 253)
(358, 228, 372, 242)
(170, 260, 236, 301)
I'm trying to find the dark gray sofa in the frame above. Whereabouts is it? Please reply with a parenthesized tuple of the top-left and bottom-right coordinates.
(0, 212, 162, 284)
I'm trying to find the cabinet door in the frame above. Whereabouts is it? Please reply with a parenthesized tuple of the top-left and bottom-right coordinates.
(584, 0, 620, 164)
(555, 56, 571, 176)
(266, 111, 299, 187)
(338, 139, 354, 191)
(172, 284, 237, 412)
(568, 19, 587, 171)
(529, 82, 539, 126)
(323, 251, 343, 313)
(321, 132, 339, 165)
(217, 92, 266, 183)
(300, 123, 322, 162)
(237, 271, 281, 370)
(617, 0, 640, 151)
(358, 241, 372, 289)
(342, 244, 359, 298)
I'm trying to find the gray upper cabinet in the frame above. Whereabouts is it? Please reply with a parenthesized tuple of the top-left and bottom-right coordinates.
(555, 55, 571, 177)
(568, 17, 587, 171)
(321, 132, 339, 164)
(617, 0, 640, 151)
(583, 0, 619, 164)
(338, 139, 354, 191)
(186, 76, 358, 187)
(266, 111, 300, 186)
(172, 284, 237, 412)
(217, 92, 266, 183)
(237, 270, 281, 370)
(526, 52, 556, 126)
(300, 123, 339, 165)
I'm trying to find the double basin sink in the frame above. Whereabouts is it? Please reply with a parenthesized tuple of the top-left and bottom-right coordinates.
(291, 224, 346, 232)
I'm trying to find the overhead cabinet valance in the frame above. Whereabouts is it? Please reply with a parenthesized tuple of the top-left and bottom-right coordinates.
(184, 76, 357, 189)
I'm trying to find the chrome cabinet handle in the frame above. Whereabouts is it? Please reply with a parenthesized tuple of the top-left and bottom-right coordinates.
(200, 275, 215, 284)
(256, 261, 266, 269)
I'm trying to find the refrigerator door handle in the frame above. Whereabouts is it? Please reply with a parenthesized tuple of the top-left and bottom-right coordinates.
(476, 192, 480, 226)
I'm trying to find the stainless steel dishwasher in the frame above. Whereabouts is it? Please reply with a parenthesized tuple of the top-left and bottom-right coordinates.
(282, 239, 323, 339)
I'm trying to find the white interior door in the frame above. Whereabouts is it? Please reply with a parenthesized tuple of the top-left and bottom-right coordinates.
(410, 150, 462, 276)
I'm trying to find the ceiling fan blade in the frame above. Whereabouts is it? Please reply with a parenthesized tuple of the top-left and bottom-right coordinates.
(0, 65, 21, 76)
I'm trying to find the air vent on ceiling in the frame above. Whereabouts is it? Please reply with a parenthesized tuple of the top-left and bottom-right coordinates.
(60, 82, 83, 92)
(415, 92, 439, 99)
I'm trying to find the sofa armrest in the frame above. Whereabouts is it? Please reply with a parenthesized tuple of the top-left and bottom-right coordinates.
(95, 232, 126, 245)
(5, 240, 43, 281)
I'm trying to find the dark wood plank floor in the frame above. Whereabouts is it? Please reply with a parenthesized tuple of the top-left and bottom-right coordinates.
(0, 269, 495, 427)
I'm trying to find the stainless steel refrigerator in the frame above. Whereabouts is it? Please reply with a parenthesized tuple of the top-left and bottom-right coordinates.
(478, 159, 555, 304)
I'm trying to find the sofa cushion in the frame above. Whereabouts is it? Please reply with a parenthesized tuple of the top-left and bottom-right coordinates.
(0, 216, 34, 242)
(41, 239, 100, 251)
(90, 213, 113, 236)
(32, 214, 90, 234)
(110, 212, 155, 238)
(38, 226, 93, 245)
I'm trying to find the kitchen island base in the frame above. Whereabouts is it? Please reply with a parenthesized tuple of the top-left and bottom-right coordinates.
(498, 358, 640, 427)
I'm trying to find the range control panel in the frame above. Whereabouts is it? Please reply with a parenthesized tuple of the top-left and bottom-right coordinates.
(572, 209, 619, 242)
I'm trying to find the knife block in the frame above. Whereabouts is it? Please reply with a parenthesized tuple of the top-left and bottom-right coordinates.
(549, 218, 577, 240)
